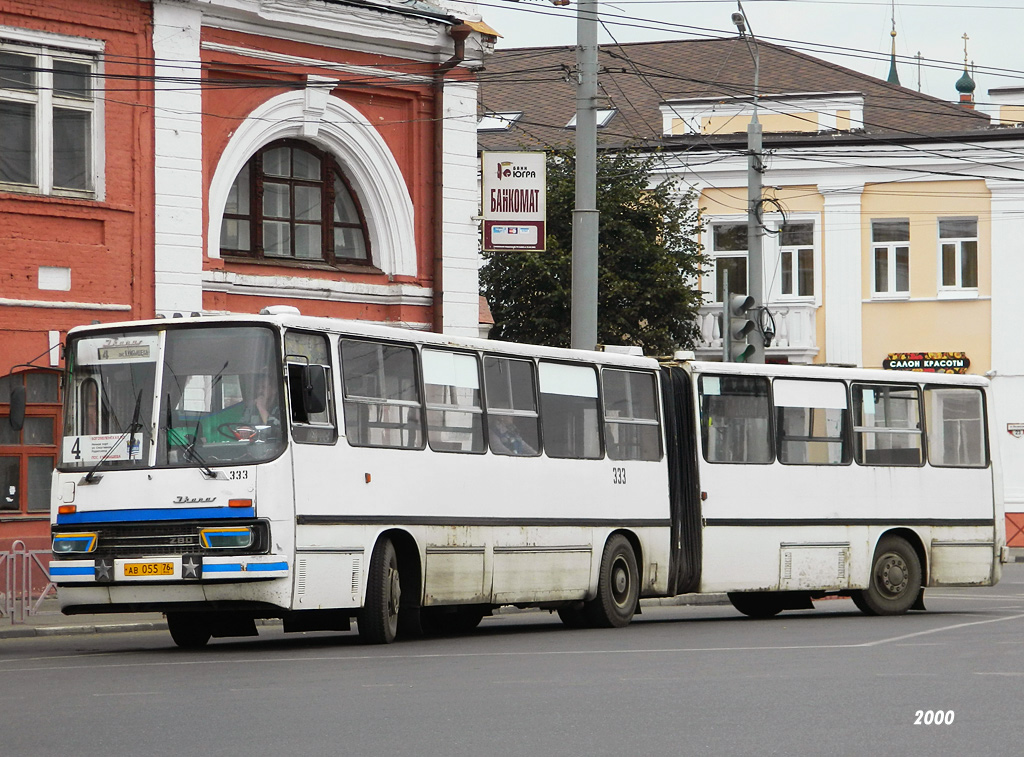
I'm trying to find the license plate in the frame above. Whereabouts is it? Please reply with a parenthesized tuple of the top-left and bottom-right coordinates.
(123, 561, 175, 577)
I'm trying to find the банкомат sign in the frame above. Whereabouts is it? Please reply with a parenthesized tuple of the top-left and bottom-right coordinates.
(481, 151, 546, 252)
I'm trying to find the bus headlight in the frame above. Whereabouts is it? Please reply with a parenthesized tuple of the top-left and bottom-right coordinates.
(200, 527, 254, 550)
(52, 533, 98, 554)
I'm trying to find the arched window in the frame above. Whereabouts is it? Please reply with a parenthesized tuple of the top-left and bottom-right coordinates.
(220, 140, 370, 265)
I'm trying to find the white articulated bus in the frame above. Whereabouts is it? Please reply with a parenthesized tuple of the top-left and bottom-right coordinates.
(49, 312, 1005, 647)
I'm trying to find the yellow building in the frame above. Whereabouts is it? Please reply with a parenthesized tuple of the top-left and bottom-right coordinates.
(478, 37, 1024, 542)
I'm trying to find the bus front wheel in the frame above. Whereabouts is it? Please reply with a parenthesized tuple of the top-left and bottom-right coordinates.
(852, 535, 922, 616)
(585, 534, 639, 628)
(167, 612, 212, 649)
(359, 537, 401, 644)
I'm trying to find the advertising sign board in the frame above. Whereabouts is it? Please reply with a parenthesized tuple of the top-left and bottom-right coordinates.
(482, 151, 546, 252)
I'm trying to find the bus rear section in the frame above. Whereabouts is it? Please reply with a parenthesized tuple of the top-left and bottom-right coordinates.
(676, 360, 1004, 617)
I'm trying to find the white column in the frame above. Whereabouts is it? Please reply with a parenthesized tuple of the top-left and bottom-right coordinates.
(441, 81, 482, 337)
(987, 180, 1024, 512)
(152, 2, 205, 316)
(820, 184, 864, 366)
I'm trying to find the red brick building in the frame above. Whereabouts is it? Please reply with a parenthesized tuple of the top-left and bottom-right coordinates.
(1, 0, 493, 551)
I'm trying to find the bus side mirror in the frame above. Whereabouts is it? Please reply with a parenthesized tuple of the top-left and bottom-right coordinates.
(289, 364, 328, 422)
(9, 385, 26, 431)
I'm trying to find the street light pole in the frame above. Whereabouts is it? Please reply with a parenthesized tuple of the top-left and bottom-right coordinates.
(571, 0, 599, 351)
(732, 3, 765, 363)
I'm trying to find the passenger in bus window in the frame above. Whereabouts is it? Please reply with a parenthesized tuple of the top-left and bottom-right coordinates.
(489, 414, 538, 456)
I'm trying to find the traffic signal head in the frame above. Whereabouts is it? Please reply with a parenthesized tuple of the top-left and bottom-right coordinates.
(728, 294, 756, 362)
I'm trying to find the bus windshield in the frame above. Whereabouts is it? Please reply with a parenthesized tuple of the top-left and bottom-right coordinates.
(61, 325, 285, 470)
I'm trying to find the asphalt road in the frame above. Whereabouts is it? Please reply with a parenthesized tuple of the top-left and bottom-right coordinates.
(4, 566, 1024, 756)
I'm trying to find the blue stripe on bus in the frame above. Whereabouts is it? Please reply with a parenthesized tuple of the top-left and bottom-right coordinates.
(57, 507, 256, 525)
(202, 563, 243, 573)
(245, 562, 288, 572)
(201, 562, 287, 574)
(49, 566, 96, 576)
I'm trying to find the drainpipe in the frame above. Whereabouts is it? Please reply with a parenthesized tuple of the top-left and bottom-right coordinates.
(433, 23, 472, 334)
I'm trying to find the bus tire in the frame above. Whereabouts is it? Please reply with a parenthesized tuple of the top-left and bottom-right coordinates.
(167, 612, 212, 649)
(585, 534, 639, 628)
(557, 604, 589, 629)
(359, 537, 401, 644)
(852, 535, 922, 616)
(728, 592, 784, 618)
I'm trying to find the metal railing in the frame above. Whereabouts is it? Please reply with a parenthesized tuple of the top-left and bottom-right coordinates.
(1, 541, 56, 624)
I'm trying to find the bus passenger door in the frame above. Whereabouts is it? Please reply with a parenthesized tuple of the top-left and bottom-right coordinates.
(660, 366, 702, 594)
(284, 332, 357, 611)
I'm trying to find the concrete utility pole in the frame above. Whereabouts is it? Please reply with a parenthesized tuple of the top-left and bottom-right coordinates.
(571, 0, 599, 351)
(733, 3, 765, 363)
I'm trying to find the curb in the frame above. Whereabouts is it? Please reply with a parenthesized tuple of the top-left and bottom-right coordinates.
(0, 621, 167, 640)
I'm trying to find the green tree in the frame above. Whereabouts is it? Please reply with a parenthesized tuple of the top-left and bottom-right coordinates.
(481, 149, 707, 354)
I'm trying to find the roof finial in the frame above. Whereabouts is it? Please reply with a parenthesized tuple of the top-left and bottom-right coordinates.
(956, 32, 976, 107)
(886, 0, 901, 85)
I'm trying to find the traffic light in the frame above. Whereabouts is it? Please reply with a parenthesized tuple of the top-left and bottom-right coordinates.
(725, 294, 756, 362)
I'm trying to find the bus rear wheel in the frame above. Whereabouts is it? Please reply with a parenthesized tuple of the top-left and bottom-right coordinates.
(852, 535, 922, 616)
(557, 604, 589, 629)
(167, 612, 212, 649)
(585, 534, 639, 628)
(359, 537, 401, 644)
(728, 592, 784, 618)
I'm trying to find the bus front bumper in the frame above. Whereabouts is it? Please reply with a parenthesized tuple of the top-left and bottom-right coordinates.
(49, 554, 289, 584)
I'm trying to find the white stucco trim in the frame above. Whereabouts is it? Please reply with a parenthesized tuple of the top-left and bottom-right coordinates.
(153, 2, 205, 316)
(207, 88, 417, 277)
(202, 270, 432, 306)
(820, 183, 864, 366)
(441, 81, 482, 337)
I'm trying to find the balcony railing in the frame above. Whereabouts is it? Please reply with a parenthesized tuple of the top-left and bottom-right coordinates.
(693, 301, 819, 363)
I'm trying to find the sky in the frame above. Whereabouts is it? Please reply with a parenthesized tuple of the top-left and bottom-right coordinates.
(452, 0, 1024, 106)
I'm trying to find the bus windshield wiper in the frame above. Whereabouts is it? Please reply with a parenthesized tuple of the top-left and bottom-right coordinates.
(181, 415, 216, 479)
(82, 390, 144, 484)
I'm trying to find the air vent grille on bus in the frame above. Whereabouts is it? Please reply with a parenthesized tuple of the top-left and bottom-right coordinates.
(351, 556, 362, 594)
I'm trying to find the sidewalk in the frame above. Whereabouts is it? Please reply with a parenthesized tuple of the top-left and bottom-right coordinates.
(0, 599, 168, 640)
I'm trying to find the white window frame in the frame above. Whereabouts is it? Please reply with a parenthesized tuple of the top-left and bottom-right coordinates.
(773, 218, 818, 302)
(937, 216, 979, 299)
(706, 219, 749, 304)
(870, 219, 910, 300)
(0, 27, 104, 199)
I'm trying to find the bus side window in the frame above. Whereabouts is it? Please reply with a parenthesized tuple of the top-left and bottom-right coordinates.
(484, 356, 541, 457)
(422, 349, 484, 454)
(773, 378, 850, 465)
(603, 369, 661, 461)
(539, 361, 601, 460)
(285, 331, 338, 445)
(699, 374, 773, 464)
(340, 339, 423, 449)
(924, 386, 987, 468)
(852, 383, 923, 466)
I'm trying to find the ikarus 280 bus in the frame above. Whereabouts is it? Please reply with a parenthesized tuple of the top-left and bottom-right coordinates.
(50, 310, 1006, 647)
